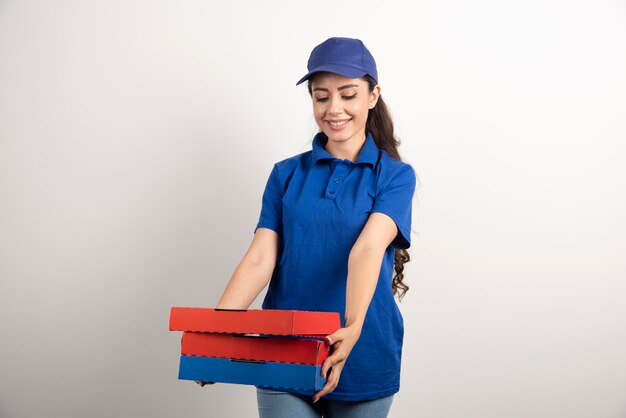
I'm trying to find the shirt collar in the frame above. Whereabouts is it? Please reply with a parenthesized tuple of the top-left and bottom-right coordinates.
(311, 131, 379, 167)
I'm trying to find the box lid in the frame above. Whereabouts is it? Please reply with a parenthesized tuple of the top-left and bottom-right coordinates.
(169, 308, 340, 336)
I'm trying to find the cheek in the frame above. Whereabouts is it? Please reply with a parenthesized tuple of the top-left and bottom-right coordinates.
(312, 104, 325, 121)
(349, 100, 369, 119)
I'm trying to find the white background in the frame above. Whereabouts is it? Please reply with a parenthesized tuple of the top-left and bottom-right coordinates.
(1, 1, 625, 417)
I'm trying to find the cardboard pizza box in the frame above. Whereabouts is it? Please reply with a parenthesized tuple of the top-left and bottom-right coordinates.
(169, 308, 340, 336)
(181, 331, 330, 365)
(178, 355, 325, 391)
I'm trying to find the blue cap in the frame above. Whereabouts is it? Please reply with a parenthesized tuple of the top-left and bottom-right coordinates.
(296, 37, 378, 86)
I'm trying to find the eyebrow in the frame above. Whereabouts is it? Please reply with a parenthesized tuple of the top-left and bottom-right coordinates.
(312, 84, 360, 92)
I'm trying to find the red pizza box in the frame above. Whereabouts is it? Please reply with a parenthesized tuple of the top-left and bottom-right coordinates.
(181, 332, 330, 365)
(169, 308, 340, 336)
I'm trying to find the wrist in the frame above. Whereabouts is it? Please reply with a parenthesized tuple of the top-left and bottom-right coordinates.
(343, 320, 364, 337)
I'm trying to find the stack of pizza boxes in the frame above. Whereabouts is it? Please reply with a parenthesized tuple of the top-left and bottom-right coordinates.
(169, 308, 341, 391)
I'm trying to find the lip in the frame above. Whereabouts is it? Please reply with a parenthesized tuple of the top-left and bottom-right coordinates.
(325, 118, 352, 131)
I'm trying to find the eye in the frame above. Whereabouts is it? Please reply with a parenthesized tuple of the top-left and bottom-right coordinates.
(343, 94, 357, 100)
(315, 97, 329, 102)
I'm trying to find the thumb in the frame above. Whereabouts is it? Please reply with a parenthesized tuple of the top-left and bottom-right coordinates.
(325, 328, 345, 346)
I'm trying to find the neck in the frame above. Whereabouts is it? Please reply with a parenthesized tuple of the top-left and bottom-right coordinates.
(324, 132, 367, 162)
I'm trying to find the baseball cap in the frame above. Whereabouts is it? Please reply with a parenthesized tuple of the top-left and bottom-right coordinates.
(295, 37, 378, 85)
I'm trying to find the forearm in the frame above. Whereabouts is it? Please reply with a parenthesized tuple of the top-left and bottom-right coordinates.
(216, 256, 274, 310)
(344, 247, 386, 331)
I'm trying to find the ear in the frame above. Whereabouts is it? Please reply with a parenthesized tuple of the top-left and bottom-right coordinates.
(369, 84, 381, 109)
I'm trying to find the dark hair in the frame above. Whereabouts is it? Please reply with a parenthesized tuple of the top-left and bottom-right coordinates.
(307, 74, 412, 300)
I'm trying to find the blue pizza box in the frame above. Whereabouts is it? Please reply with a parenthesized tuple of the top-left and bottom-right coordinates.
(178, 355, 326, 391)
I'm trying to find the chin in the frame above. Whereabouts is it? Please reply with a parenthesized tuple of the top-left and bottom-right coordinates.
(324, 131, 353, 143)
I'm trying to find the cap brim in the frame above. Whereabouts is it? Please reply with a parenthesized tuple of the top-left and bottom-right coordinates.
(295, 64, 369, 85)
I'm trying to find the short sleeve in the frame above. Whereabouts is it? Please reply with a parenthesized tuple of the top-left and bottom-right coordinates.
(371, 164, 416, 249)
(254, 164, 283, 235)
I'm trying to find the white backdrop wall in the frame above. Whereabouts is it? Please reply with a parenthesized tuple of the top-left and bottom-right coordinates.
(1, 1, 625, 417)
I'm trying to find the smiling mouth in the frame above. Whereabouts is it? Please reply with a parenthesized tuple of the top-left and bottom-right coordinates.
(326, 119, 352, 126)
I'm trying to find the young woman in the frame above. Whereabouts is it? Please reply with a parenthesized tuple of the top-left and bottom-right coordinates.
(206, 37, 416, 418)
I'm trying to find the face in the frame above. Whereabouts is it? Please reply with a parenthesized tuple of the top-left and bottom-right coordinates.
(310, 72, 380, 145)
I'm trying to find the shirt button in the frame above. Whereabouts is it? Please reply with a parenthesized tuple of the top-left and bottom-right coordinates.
(334, 178, 340, 183)
(329, 190, 335, 194)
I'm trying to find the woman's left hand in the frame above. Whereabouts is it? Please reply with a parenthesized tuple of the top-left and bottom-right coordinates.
(312, 325, 362, 403)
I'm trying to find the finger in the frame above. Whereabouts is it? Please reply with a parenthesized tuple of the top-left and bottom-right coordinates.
(321, 357, 333, 378)
(325, 327, 347, 346)
(317, 362, 343, 399)
(313, 364, 342, 402)
(313, 380, 333, 402)
(321, 352, 342, 378)
(321, 347, 347, 377)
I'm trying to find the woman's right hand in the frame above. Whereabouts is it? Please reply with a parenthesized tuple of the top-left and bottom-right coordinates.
(195, 381, 215, 387)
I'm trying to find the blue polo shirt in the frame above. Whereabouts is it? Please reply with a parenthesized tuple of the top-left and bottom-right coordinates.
(254, 130, 416, 401)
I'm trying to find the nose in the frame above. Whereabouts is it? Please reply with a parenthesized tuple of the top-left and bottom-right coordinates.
(327, 95, 344, 116)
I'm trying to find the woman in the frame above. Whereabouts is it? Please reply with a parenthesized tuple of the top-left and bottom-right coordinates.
(207, 37, 416, 418)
